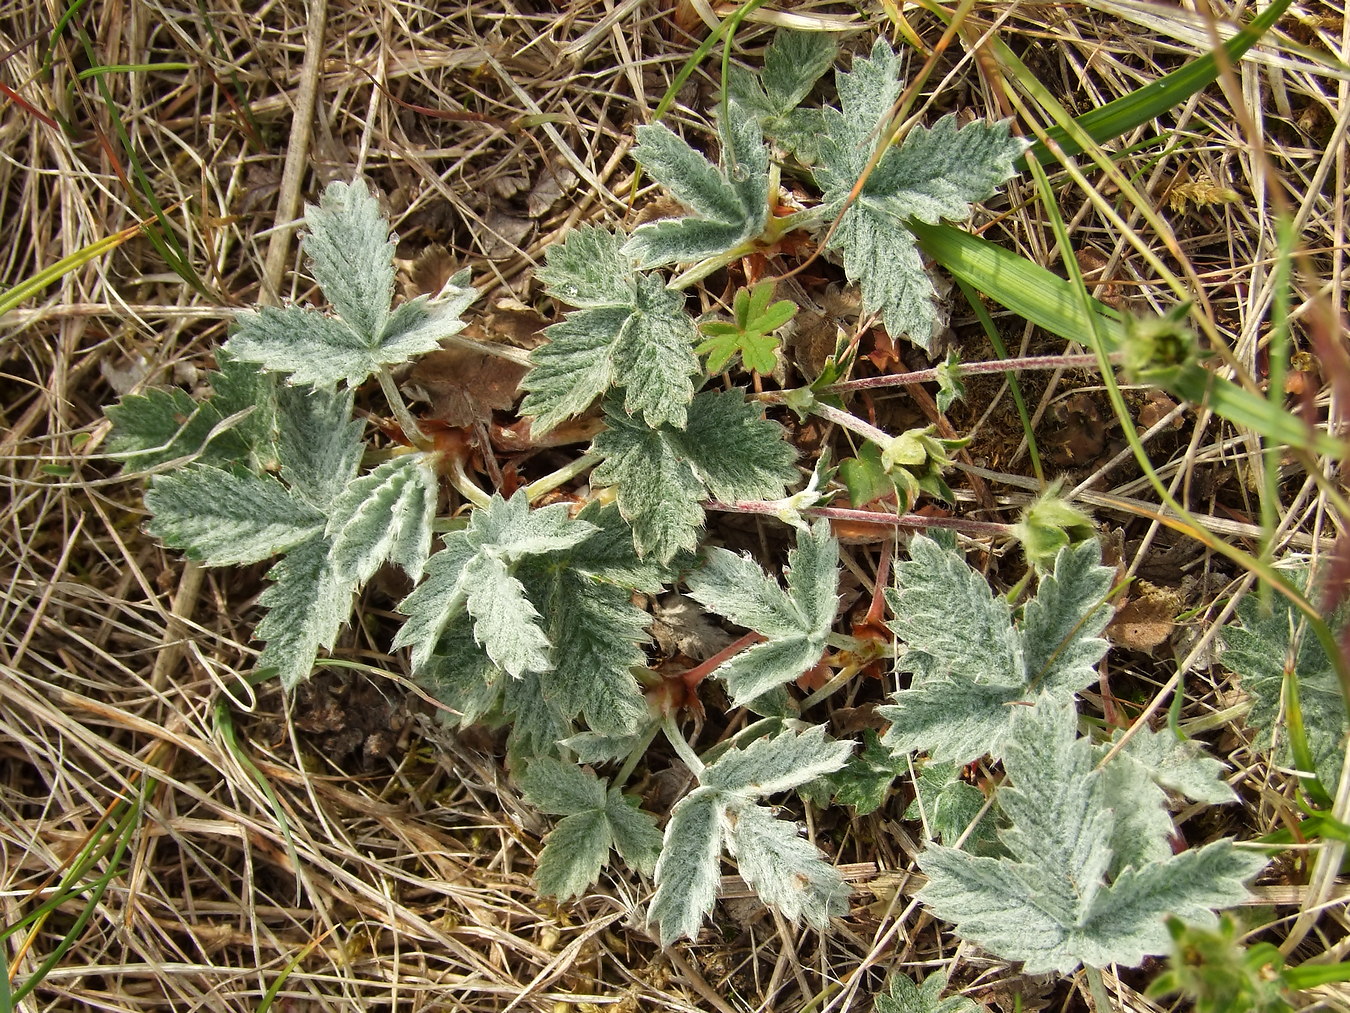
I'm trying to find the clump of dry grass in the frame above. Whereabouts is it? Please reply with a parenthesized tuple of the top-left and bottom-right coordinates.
(1, 0, 1348, 1010)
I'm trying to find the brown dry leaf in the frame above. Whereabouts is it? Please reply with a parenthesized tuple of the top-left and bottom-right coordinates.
(404, 347, 529, 427)
(1107, 581, 1181, 651)
(1166, 170, 1241, 213)
(1043, 392, 1108, 467)
(1137, 389, 1182, 430)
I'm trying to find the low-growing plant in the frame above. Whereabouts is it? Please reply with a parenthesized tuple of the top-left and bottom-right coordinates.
(107, 27, 1284, 980)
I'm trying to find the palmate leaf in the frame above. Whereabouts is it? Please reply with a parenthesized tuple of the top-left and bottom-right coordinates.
(698, 280, 796, 374)
(521, 226, 701, 434)
(326, 453, 438, 584)
(520, 759, 662, 901)
(727, 30, 837, 164)
(880, 534, 1113, 764)
(226, 181, 476, 388)
(649, 726, 852, 944)
(624, 100, 770, 268)
(917, 699, 1265, 974)
(685, 519, 839, 705)
(1221, 564, 1348, 793)
(590, 389, 798, 563)
(393, 492, 594, 675)
(144, 465, 324, 566)
(903, 760, 995, 850)
(813, 39, 1027, 349)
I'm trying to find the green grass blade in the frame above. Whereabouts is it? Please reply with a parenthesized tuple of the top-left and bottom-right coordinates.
(0, 223, 140, 317)
(911, 220, 1345, 458)
(1022, 0, 1292, 165)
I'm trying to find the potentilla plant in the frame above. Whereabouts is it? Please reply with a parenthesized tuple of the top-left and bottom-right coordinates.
(107, 29, 1264, 962)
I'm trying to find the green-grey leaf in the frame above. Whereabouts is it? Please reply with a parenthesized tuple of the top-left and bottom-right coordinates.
(417, 616, 505, 726)
(1020, 539, 1113, 695)
(1221, 566, 1347, 792)
(534, 810, 612, 901)
(605, 788, 663, 876)
(145, 465, 324, 566)
(462, 552, 552, 677)
(255, 533, 357, 690)
(725, 800, 849, 927)
(703, 725, 852, 797)
(686, 546, 802, 637)
(624, 100, 770, 268)
(326, 453, 438, 584)
(522, 243, 701, 434)
(650, 787, 725, 945)
(904, 761, 993, 848)
(875, 970, 980, 1013)
(301, 179, 395, 342)
(1106, 726, 1237, 805)
(520, 757, 607, 816)
(726, 31, 835, 163)
(391, 537, 479, 670)
(917, 698, 1264, 973)
(276, 384, 362, 509)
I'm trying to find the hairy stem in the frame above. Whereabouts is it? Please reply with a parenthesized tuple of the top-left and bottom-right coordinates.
(523, 452, 601, 503)
(803, 400, 895, 447)
(377, 366, 429, 450)
(662, 712, 705, 777)
(706, 499, 1014, 539)
(815, 351, 1120, 396)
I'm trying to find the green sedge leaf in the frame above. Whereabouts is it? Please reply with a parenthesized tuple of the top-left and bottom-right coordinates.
(326, 453, 438, 585)
(521, 226, 701, 434)
(624, 100, 770, 268)
(254, 533, 357, 691)
(145, 465, 323, 566)
(590, 390, 797, 563)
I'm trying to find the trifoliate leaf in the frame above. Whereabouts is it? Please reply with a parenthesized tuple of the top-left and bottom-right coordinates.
(521, 226, 701, 434)
(875, 970, 979, 1013)
(880, 535, 1113, 764)
(226, 184, 476, 388)
(326, 453, 438, 584)
(145, 465, 324, 566)
(904, 761, 995, 850)
(649, 726, 852, 943)
(393, 493, 595, 671)
(275, 384, 363, 510)
(1221, 565, 1347, 792)
(685, 519, 839, 705)
(254, 533, 357, 690)
(728, 30, 837, 127)
(590, 389, 797, 563)
(624, 100, 770, 268)
(521, 759, 662, 900)
(697, 280, 795, 374)
(917, 698, 1265, 973)
(814, 39, 1027, 348)
(725, 800, 850, 927)
(105, 351, 277, 473)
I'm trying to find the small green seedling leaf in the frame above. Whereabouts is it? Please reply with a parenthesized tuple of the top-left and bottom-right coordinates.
(685, 519, 839, 706)
(698, 279, 796, 374)
(520, 759, 662, 901)
(875, 970, 980, 1013)
(1012, 482, 1097, 573)
(649, 726, 852, 943)
(904, 760, 996, 850)
(813, 39, 1027, 348)
(880, 533, 1114, 764)
(590, 389, 798, 563)
(521, 226, 701, 434)
(917, 698, 1266, 973)
(1220, 563, 1347, 794)
(624, 100, 770, 268)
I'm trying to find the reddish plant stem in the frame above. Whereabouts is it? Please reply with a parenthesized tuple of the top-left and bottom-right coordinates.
(705, 500, 1014, 539)
(812, 352, 1116, 396)
(678, 630, 764, 691)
